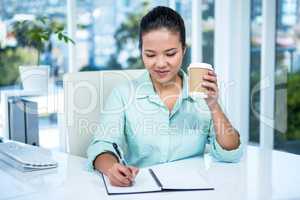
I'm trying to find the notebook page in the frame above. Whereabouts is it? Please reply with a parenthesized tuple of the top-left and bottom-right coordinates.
(102, 168, 161, 194)
(151, 165, 213, 190)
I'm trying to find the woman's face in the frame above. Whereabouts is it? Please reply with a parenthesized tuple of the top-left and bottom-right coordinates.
(141, 28, 185, 85)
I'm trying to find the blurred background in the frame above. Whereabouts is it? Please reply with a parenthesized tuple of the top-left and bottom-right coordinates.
(0, 0, 299, 154)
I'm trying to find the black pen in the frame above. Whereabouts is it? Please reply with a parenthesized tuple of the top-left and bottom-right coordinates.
(112, 143, 136, 185)
(112, 142, 128, 166)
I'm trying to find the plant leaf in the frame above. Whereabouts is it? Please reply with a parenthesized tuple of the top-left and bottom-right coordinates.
(59, 32, 65, 41)
(63, 35, 68, 43)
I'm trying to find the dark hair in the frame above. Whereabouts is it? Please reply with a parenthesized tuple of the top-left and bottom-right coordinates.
(139, 6, 186, 50)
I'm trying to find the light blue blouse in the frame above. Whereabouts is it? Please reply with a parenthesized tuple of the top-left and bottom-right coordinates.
(87, 70, 243, 170)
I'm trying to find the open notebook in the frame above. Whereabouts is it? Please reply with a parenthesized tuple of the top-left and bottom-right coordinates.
(101, 164, 214, 195)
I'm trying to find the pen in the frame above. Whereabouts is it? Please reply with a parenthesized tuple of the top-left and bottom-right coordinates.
(112, 142, 127, 166)
(112, 142, 136, 185)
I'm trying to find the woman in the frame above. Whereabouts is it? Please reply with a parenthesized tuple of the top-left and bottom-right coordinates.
(87, 6, 242, 187)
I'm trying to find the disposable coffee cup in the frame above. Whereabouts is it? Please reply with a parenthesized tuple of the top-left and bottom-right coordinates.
(188, 62, 214, 98)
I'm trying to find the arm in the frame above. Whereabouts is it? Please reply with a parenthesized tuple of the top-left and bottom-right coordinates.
(202, 70, 240, 150)
(209, 103, 240, 150)
(86, 88, 138, 186)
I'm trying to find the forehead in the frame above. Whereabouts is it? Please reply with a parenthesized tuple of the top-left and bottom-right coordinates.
(142, 28, 181, 50)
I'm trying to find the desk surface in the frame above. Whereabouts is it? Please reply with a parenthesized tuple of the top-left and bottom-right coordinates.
(0, 145, 299, 200)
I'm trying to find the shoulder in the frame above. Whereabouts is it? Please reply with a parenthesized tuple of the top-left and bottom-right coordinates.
(109, 71, 148, 102)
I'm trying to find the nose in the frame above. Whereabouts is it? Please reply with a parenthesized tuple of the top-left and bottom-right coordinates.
(156, 55, 167, 69)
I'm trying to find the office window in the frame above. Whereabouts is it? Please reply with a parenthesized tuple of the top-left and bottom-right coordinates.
(76, 0, 213, 72)
(176, 0, 214, 72)
(274, 0, 300, 154)
(202, 0, 214, 65)
(76, 0, 171, 71)
(0, 0, 68, 85)
(0, 0, 67, 148)
(174, 0, 191, 71)
(249, 0, 262, 144)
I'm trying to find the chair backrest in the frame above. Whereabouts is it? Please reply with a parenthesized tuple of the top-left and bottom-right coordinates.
(62, 69, 145, 157)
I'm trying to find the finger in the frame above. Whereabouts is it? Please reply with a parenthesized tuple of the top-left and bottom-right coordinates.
(117, 165, 134, 180)
(110, 174, 131, 187)
(109, 176, 120, 187)
(128, 166, 139, 178)
(208, 70, 216, 76)
(202, 81, 218, 92)
(203, 75, 217, 83)
(111, 170, 132, 186)
(109, 175, 123, 187)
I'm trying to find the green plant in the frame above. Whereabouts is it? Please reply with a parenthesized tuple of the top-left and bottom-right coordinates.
(12, 17, 74, 65)
(0, 47, 36, 86)
(286, 73, 300, 140)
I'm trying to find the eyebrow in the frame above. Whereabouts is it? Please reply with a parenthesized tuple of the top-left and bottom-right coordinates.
(144, 48, 178, 53)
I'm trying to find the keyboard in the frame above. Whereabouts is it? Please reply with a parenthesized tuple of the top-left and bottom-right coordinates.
(0, 141, 58, 171)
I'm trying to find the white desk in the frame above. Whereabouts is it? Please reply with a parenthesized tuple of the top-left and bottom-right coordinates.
(0, 145, 299, 200)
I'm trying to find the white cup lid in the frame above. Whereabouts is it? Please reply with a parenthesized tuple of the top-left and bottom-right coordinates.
(188, 62, 214, 70)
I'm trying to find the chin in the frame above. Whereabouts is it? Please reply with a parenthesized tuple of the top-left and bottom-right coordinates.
(153, 75, 174, 85)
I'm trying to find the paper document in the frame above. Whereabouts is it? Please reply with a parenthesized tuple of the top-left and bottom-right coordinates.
(101, 163, 214, 195)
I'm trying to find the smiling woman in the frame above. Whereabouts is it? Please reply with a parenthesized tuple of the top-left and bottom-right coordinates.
(87, 6, 243, 187)
(142, 29, 184, 85)
(141, 29, 184, 111)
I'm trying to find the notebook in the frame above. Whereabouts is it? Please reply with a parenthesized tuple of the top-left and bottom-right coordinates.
(101, 164, 214, 195)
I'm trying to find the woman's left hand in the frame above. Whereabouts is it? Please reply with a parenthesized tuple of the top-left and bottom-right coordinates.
(201, 70, 219, 110)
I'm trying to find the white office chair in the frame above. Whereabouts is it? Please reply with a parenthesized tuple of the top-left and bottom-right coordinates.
(62, 69, 145, 157)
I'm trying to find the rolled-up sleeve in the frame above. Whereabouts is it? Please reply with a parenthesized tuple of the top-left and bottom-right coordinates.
(86, 88, 127, 171)
(208, 120, 243, 162)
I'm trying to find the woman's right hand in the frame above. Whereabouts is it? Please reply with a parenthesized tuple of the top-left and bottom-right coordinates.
(106, 163, 139, 187)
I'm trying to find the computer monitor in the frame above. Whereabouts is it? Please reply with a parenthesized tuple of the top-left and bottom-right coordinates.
(6, 97, 39, 145)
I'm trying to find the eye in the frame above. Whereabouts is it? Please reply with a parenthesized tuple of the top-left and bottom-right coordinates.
(166, 52, 176, 57)
(145, 54, 155, 58)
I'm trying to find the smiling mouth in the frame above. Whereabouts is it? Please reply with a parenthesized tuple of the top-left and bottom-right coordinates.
(154, 70, 170, 77)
